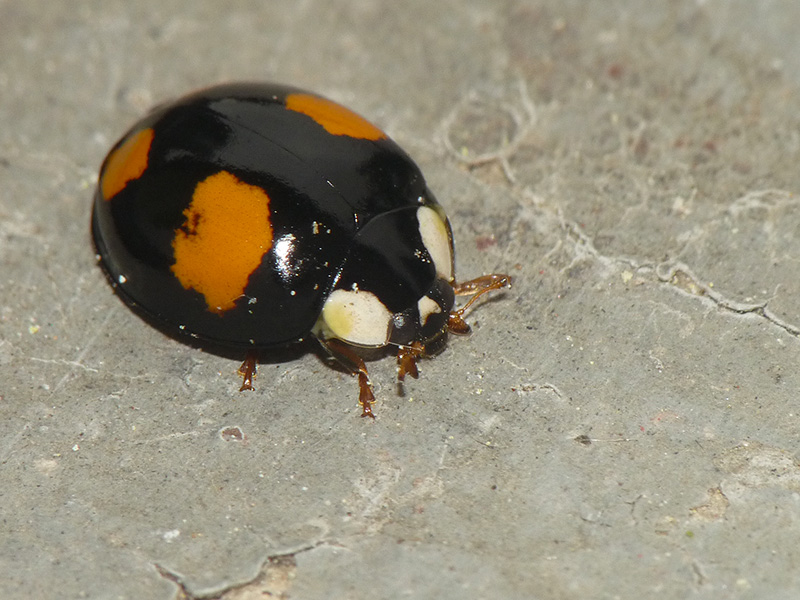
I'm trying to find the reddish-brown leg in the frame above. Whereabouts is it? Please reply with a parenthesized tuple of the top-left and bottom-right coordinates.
(322, 339, 377, 418)
(238, 351, 258, 391)
(448, 274, 512, 335)
(356, 372, 375, 419)
(452, 273, 512, 297)
(397, 341, 424, 382)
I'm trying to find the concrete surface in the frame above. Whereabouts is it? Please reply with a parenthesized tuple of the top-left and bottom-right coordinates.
(2, 0, 800, 598)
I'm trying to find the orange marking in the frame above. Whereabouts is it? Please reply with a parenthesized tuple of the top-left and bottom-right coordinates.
(100, 128, 154, 200)
(171, 171, 273, 313)
(285, 93, 386, 140)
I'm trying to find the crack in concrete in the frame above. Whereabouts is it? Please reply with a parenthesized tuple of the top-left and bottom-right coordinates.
(154, 541, 327, 600)
(512, 182, 800, 341)
(552, 199, 800, 339)
(655, 262, 800, 336)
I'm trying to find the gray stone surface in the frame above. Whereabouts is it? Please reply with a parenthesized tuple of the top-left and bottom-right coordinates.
(2, 0, 800, 598)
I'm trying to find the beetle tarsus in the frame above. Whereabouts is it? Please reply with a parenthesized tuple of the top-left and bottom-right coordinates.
(447, 312, 471, 335)
(322, 338, 377, 418)
(397, 342, 423, 381)
(238, 351, 258, 391)
(358, 372, 376, 418)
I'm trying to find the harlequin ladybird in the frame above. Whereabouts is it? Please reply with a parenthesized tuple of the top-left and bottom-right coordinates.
(92, 82, 510, 417)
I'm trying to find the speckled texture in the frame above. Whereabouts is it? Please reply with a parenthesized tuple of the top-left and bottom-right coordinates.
(2, 1, 800, 598)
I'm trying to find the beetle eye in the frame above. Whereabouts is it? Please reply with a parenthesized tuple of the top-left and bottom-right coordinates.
(389, 308, 417, 347)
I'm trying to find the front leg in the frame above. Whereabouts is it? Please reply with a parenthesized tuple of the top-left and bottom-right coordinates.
(320, 338, 377, 418)
(237, 350, 259, 391)
(396, 341, 424, 382)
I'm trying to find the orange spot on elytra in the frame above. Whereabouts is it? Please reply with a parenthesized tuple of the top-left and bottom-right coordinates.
(100, 128, 154, 200)
(171, 171, 273, 313)
(285, 93, 386, 141)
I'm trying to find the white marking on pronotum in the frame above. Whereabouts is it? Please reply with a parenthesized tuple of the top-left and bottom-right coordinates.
(417, 206, 452, 281)
(319, 288, 392, 347)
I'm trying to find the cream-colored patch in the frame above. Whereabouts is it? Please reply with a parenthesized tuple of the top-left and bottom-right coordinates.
(417, 295, 441, 325)
(417, 206, 453, 281)
(319, 288, 392, 347)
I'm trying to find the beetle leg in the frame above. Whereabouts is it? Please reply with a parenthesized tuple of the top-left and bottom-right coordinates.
(238, 351, 258, 391)
(448, 274, 512, 335)
(321, 339, 377, 418)
(397, 341, 424, 381)
(452, 274, 512, 297)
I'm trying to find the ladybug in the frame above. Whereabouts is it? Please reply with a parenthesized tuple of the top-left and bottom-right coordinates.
(92, 83, 510, 417)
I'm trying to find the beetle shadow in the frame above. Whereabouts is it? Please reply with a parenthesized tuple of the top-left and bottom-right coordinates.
(111, 296, 402, 385)
(112, 287, 510, 397)
(124, 303, 406, 397)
